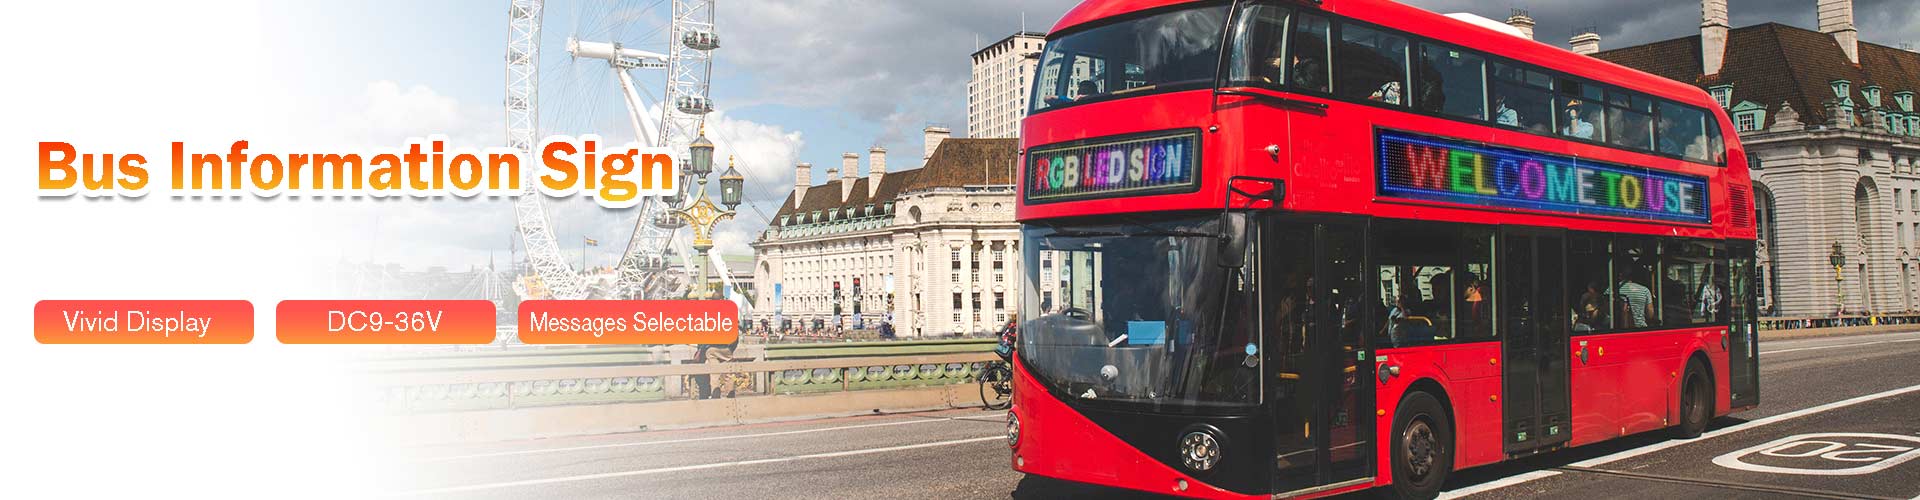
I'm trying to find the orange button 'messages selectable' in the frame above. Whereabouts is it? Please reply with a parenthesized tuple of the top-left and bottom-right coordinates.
(277, 300, 497, 344)
(518, 300, 739, 345)
(35, 300, 254, 344)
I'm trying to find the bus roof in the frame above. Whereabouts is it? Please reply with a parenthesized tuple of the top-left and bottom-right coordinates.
(1049, 0, 1718, 108)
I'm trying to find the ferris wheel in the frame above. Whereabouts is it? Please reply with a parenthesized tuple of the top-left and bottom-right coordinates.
(505, 0, 735, 301)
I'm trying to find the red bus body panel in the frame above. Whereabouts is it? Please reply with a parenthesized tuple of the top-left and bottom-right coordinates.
(1018, 0, 1755, 496)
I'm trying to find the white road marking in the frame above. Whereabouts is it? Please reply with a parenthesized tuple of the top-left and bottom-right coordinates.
(413, 412, 1006, 463)
(1440, 382, 1920, 498)
(1761, 337, 1920, 356)
(390, 436, 1004, 496)
(1711, 433, 1920, 475)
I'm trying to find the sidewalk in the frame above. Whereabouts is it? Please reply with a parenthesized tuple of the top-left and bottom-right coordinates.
(1760, 323, 1920, 341)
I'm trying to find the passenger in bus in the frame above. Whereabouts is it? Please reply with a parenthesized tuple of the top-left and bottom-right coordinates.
(1575, 280, 1608, 332)
(1494, 95, 1520, 127)
(1615, 266, 1654, 328)
(1369, 81, 1403, 105)
(1562, 100, 1597, 140)
(1291, 39, 1329, 92)
(1074, 80, 1100, 101)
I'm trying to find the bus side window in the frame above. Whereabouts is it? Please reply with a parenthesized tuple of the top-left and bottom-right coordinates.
(1225, 3, 1290, 88)
(1491, 62, 1552, 134)
(1417, 43, 1487, 121)
(1658, 101, 1711, 162)
(1335, 24, 1409, 105)
(1569, 235, 1613, 333)
(1611, 237, 1660, 329)
(1289, 14, 1332, 93)
(1556, 77, 1607, 142)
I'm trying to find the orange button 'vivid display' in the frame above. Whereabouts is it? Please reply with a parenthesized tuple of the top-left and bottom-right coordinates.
(277, 300, 496, 344)
(35, 300, 253, 344)
(517, 300, 739, 345)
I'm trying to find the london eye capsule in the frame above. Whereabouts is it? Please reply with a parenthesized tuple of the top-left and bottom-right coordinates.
(682, 31, 720, 51)
(653, 212, 688, 230)
(676, 95, 714, 115)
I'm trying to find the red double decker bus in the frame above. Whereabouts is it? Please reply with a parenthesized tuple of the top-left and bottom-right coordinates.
(1008, 1, 1761, 498)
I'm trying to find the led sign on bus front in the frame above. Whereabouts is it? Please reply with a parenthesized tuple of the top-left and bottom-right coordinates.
(1378, 131, 1710, 224)
(1026, 131, 1199, 203)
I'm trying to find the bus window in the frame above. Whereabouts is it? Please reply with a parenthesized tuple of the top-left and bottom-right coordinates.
(1417, 43, 1488, 120)
(1569, 235, 1612, 333)
(1374, 222, 1460, 346)
(1336, 24, 1409, 105)
(1226, 3, 1289, 88)
(1457, 227, 1495, 339)
(1607, 89, 1654, 151)
(1662, 241, 1728, 326)
(1491, 62, 1552, 134)
(1557, 78, 1606, 141)
(1028, 4, 1229, 112)
(1611, 237, 1660, 329)
(1658, 101, 1712, 162)
(1289, 14, 1332, 93)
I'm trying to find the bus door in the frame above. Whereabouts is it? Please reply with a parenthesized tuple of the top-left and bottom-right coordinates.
(1728, 241, 1759, 408)
(1267, 219, 1375, 494)
(1499, 227, 1572, 454)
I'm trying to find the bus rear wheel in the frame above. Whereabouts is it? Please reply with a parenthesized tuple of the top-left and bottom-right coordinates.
(1673, 362, 1711, 439)
(1389, 391, 1452, 500)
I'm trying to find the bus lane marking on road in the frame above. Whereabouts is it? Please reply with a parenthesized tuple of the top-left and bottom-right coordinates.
(1712, 432, 1920, 475)
(390, 436, 1004, 496)
(1441, 382, 1920, 499)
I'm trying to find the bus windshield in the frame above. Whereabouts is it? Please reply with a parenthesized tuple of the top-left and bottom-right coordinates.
(1019, 214, 1260, 410)
(1030, 4, 1229, 113)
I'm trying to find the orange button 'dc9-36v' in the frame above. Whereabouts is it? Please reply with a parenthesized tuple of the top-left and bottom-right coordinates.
(35, 300, 254, 344)
(517, 300, 739, 345)
(276, 300, 497, 344)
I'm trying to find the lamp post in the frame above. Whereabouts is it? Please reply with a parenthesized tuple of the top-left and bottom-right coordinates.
(670, 129, 744, 300)
(1830, 242, 1847, 315)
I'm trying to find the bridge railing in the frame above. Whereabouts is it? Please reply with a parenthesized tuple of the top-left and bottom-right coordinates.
(1759, 314, 1920, 331)
(365, 341, 999, 414)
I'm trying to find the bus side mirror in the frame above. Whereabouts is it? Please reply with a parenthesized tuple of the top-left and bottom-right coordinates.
(1218, 212, 1251, 269)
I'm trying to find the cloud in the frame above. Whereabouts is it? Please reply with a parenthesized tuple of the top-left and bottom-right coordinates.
(719, 0, 1079, 139)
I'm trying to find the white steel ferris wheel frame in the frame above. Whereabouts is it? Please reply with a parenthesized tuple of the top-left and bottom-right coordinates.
(508, 0, 734, 301)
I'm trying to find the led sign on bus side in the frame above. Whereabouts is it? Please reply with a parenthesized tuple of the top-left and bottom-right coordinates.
(1025, 130, 1200, 203)
(1377, 131, 1710, 225)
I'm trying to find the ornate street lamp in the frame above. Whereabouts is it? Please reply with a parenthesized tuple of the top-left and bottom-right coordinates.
(671, 127, 738, 300)
(1830, 242, 1847, 315)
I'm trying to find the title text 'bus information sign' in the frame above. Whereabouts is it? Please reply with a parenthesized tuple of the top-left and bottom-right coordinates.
(1378, 131, 1709, 224)
(1026, 130, 1199, 203)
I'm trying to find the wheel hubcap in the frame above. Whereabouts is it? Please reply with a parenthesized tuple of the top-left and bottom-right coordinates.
(1404, 419, 1436, 479)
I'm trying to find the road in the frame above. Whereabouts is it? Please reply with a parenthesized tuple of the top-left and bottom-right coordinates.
(386, 331, 1920, 499)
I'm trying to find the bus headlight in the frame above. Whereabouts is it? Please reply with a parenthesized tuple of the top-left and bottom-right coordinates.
(1006, 412, 1021, 448)
(1178, 429, 1222, 472)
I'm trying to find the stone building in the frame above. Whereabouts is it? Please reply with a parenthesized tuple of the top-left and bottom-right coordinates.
(968, 32, 1045, 139)
(1594, 0, 1920, 316)
(751, 127, 1023, 336)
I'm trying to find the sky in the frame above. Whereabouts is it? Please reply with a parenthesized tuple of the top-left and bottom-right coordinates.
(33, 0, 1917, 273)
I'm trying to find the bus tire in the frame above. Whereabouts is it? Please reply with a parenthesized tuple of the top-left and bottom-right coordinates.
(1673, 360, 1712, 439)
(1389, 391, 1452, 500)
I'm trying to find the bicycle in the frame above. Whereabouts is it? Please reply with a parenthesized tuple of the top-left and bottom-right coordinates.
(979, 359, 1013, 410)
(979, 320, 1017, 410)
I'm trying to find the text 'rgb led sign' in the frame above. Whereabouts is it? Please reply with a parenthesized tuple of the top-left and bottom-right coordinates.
(1378, 131, 1710, 224)
(1026, 130, 1199, 203)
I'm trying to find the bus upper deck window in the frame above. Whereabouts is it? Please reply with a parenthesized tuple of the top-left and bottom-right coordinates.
(1416, 44, 1487, 120)
(1226, 4, 1289, 88)
(1658, 102, 1711, 162)
(1336, 25, 1409, 105)
(1289, 14, 1332, 93)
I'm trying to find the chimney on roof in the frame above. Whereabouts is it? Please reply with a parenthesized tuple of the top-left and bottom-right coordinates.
(1819, 0, 1859, 64)
(1702, 0, 1730, 75)
(1571, 30, 1602, 56)
(839, 153, 857, 202)
(868, 146, 886, 197)
(923, 126, 950, 163)
(1506, 9, 1535, 41)
(793, 162, 811, 210)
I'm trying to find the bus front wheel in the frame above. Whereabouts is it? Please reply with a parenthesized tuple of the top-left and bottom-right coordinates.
(1388, 391, 1452, 500)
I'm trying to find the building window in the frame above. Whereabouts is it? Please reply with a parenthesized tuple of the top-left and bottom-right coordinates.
(1709, 85, 1732, 109)
(1900, 188, 1907, 211)
(1737, 113, 1757, 132)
